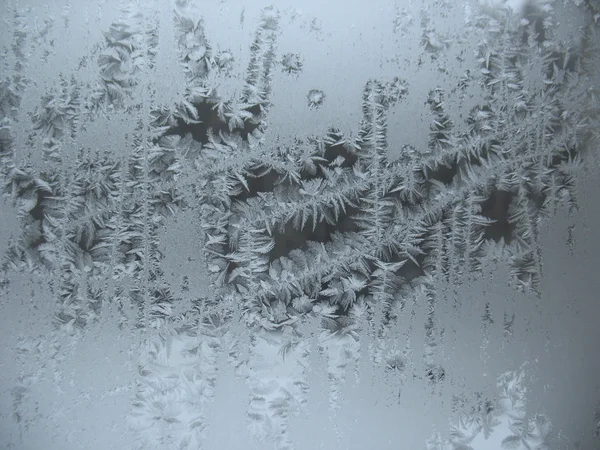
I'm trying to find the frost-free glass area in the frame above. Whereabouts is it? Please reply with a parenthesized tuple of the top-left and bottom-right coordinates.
(1, 0, 599, 449)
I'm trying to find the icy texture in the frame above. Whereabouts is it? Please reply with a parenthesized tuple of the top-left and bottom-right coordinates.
(0, 0, 599, 449)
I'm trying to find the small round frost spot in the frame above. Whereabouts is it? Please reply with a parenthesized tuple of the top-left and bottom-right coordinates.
(281, 52, 303, 75)
(307, 89, 325, 109)
(215, 50, 234, 72)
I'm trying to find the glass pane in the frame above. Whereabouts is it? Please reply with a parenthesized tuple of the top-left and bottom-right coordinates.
(1, 0, 599, 449)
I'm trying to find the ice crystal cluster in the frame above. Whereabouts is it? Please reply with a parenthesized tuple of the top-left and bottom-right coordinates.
(0, 0, 599, 449)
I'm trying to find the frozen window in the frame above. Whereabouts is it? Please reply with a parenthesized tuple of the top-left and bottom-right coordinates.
(1, 0, 599, 449)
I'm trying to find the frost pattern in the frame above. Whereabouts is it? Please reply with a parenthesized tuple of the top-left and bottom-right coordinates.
(0, 0, 599, 449)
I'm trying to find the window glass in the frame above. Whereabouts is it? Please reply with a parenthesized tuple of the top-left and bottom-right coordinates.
(1, 1, 599, 448)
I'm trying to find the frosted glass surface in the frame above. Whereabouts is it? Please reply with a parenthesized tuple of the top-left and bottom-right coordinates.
(1, 1, 599, 449)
